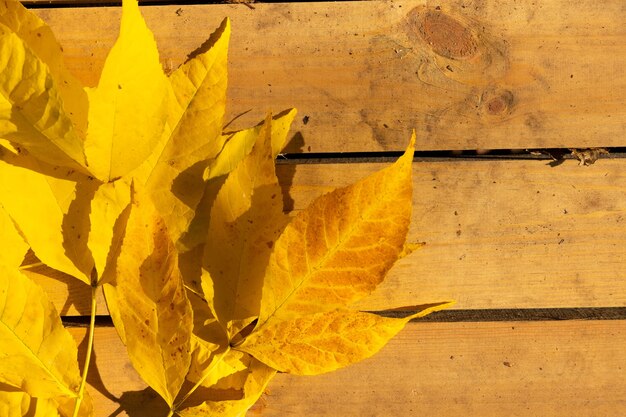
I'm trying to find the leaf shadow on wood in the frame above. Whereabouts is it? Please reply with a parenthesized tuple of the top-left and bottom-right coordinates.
(21, 256, 91, 316)
(75, 327, 169, 417)
(277, 130, 305, 213)
(106, 389, 166, 417)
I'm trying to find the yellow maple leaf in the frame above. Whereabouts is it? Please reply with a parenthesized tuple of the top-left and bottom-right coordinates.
(87, 180, 131, 279)
(258, 135, 416, 325)
(84, 0, 168, 182)
(201, 115, 289, 338)
(239, 303, 453, 375)
(0, 390, 64, 417)
(179, 109, 297, 254)
(0, 1, 453, 415)
(131, 18, 231, 246)
(0, 150, 94, 284)
(0, 264, 91, 409)
(0, 9, 88, 173)
(103, 186, 193, 407)
(0, 0, 236, 288)
(178, 358, 276, 417)
(0, 204, 28, 268)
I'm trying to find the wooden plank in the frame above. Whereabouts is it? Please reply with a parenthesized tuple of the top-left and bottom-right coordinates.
(291, 158, 626, 311)
(70, 320, 626, 416)
(37, 158, 626, 315)
(32, 0, 626, 152)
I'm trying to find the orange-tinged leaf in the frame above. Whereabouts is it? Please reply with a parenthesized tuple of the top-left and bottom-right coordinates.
(258, 135, 415, 324)
(178, 358, 276, 417)
(0, 23, 87, 173)
(107, 187, 192, 406)
(0, 150, 93, 284)
(0, 204, 27, 267)
(240, 302, 453, 375)
(0, 264, 82, 398)
(0, 0, 88, 139)
(84, 0, 168, 182)
(202, 115, 288, 337)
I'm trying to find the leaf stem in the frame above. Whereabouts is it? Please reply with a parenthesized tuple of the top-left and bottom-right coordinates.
(171, 347, 230, 413)
(72, 284, 98, 417)
(18, 261, 44, 270)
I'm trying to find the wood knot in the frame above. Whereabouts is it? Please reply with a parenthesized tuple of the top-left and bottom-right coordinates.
(408, 8, 478, 60)
(482, 89, 514, 116)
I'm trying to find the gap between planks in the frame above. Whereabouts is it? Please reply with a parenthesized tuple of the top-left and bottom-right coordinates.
(33, 158, 626, 316)
(69, 320, 626, 417)
(60, 307, 626, 327)
(31, 0, 626, 152)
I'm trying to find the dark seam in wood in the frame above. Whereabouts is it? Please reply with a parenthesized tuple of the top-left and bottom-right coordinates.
(372, 307, 626, 322)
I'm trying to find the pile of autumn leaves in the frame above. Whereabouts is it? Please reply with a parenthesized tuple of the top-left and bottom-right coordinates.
(0, 0, 450, 416)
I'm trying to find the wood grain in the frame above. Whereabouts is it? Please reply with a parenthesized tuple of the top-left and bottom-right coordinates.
(32, 0, 626, 152)
(70, 320, 626, 416)
(37, 158, 626, 315)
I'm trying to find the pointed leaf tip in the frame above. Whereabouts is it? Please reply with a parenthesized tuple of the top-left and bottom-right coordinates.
(85, 0, 169, 181)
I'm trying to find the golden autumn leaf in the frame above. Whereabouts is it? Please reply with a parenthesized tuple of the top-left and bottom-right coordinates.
(0, 0, 87, 139)
(239, 303, 453, 375)
(0, 264, 86, 401)
(0, 150, 93, 284)
(133, 18, 231, 246)
(180, 109, 296, 254)
(0, 204, 28, 267)
(185, 291, 230, 385)
(87, 180, 131, 278)
(0, 390, 30, 417)
(0, 389, 63, 417)
(202, 115, 288, 338)
(258, 135, 416, 325)
(84, 0, 168, 182)
(104, 186, 193, 407)
(0, 13, 88, 173)
(178, 358, 276, 417)
(0, 0, 453, 414)
(204, 109, 297, 181)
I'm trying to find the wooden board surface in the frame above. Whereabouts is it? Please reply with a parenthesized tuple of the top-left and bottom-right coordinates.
(33, 0, 626, 152)
(35, 158, 626, 315)
(69, 320, 626, 416)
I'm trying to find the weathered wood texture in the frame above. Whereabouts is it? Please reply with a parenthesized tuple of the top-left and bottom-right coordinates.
(13, 1, 626, 416)
(70, 320, 626, 417)
(33, 0, 626, 152)
(35, 159, 626, 315)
